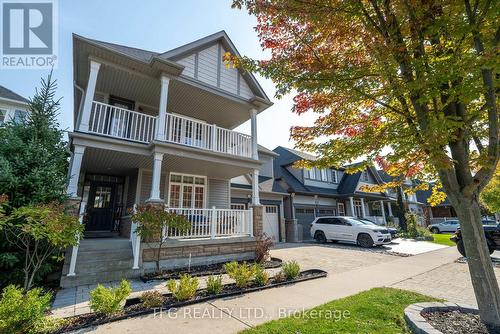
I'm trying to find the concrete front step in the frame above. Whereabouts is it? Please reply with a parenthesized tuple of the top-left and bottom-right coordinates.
(60, 268, 141, 288)
(60, 238, 137, 288)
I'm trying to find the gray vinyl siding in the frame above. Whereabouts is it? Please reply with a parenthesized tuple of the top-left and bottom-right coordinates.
(208, 178, 230, 208)
(219, 45, 238, 95)
(259, 155, 274, 178)
(197, 44, 219, 86)
(139, 170, 166, 203)
(177, 53, 195, 78)
(126, 171, 138, 210)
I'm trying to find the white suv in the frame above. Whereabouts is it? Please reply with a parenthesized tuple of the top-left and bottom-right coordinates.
(310, 216, 392, 248)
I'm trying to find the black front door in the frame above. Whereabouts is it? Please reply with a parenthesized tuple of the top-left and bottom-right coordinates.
(86, 182, 116, 232)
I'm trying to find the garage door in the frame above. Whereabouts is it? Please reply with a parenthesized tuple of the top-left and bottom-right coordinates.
(295, 207, 316, 241)
(263, 205, 280, 242)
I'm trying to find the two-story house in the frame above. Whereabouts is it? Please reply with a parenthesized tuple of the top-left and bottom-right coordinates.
(272, 146, 396, 242)
(62, 31, 274, 287)
(0, 85, 29, 126)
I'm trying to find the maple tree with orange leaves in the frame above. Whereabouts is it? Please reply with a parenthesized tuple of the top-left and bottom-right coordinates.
(230, 0, 499, 328)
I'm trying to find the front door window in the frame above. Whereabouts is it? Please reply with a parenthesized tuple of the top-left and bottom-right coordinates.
(353, 199, 363, 217)
(169, 173, 206, 208)
(93, 186, 112, 208)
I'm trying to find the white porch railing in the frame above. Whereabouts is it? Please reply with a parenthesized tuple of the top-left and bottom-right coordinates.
(364, 216, 386, 225)
(130, 205, 140, 269)
(67, 201, 86, 276)
(165, 207, 253, 239)
(164, 113, 252, 158)
(89, 101, 157, 143)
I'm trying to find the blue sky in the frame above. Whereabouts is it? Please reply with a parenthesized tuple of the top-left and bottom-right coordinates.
(0, 0, 315, 150)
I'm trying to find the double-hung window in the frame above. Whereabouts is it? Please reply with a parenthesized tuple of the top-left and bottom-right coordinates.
(168, 173, 206, 209)
(320, 169, 328, 181)
(13, 110, 27, 123)
(331, 170, 338, 183)
(0, 109, 7, 125)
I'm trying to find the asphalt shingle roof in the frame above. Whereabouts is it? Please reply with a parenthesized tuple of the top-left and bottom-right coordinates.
(0, 85, 28, 103)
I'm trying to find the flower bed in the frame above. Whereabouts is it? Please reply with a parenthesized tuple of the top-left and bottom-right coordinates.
(54, 269, 326, 333)
(141, 257, 283, 281)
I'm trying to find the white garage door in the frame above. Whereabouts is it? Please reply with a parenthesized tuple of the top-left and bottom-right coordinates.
(263, 205, 280, 242)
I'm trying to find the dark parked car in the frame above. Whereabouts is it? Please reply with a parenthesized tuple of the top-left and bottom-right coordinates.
(450, 223, 500, 257)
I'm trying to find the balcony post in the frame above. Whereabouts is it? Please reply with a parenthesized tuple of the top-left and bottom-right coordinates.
(380, 200, 386, 223)
(148, 152, 164, 202)
(252, 169, 260, 205)
(66, 145, 85, 198)
(156, 75, 170, 141)
(79, 60, 101, 132)
(250, 108, 258, 160)
(360, 198, 366, 218)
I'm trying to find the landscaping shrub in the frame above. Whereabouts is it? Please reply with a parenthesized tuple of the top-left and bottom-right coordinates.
(253, 265, 269, 286)
(282, 261, 300, 280)
(223, 262, 256, 288)
(206, 275, 223, 295)
(89, 280, 131, 315)
(273, 271, 286, 283)
(255, 234, 273, 263)
(398, 213, 432, 239)
(140, 290, 165, 308)
(0, 284, 53, 334)
(166, 274, 199, 301)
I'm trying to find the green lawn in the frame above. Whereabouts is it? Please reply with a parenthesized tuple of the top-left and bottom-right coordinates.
(240, 288, 440, 334)
(431, 233, 456, 246)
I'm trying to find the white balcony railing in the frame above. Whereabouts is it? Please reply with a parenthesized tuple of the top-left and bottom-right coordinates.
(165, 207, 253, 240)
(165, 113, 252, 158)
(89, 101, 157, 143)
(86, 101, 253, 159)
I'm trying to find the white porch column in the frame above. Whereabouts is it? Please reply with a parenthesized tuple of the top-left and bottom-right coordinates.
(360, 198, 366, 217)
(79, 60, 101, 132)
(67, 145, 85, 198)
(349, 197, 355, 216)
(156, 75, 170, 141)
(380, 200, 386, 222)
(250, 108, 258, 160)
(148, 152, 164, 202)
(388, 202, 393, 216)
(252, 169, 260, 205)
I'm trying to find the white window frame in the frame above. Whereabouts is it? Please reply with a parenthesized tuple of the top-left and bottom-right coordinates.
(353, 199, 363, 217)
(231, 203, 246, 210)
(320, 169, 328, 181)
(361, 170, 369, 182)
(168, 172, 207, 209)
(332, 170, 338, 183)
(0, 108, 7, 125)
(337, 202, 345, 216)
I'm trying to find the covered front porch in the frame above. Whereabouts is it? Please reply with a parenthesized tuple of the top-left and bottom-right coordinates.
(345, 194, 396, 225)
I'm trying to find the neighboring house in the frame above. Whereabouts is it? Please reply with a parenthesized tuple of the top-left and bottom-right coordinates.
(416, 185, 457, 225)
(378, 171, 427, 223)
(0, 85, 29, 126)
(62, 31, 273, 287)
(272, 146, 396, 242)
(230, 145, 288, 242)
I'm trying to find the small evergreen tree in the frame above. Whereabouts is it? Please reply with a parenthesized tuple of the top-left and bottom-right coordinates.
(0, 72, 69, 288)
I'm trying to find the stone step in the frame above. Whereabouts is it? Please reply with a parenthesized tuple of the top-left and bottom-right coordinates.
(75, 249, 134, 262)
(78, 238, 131, 251)
(63, 258, 134, 274)
(60, 268, 141, 288)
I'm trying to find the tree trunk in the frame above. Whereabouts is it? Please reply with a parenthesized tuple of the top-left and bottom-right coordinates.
(396, 186, 408, 231)
(454, 195, 500, 329)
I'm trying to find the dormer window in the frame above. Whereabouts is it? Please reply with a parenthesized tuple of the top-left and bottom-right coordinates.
(332, 170, 338, 183)
(320, 169, 328, 181)
(362, 170, 369, 182)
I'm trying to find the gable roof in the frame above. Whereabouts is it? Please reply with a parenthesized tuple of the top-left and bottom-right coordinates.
(0, 85, 29, 104)
(73, 31, 270, 103)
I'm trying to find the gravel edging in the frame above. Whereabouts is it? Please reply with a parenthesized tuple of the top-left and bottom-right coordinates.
(404, 302, 479, 334)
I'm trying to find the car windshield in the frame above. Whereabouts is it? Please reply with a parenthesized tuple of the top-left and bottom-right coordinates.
(482, 220, 497, 226)
(356, 219, 377, 226)
(344, 218, 365, 226)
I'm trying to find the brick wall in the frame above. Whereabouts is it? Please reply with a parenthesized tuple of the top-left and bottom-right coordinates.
(252, 205, 263, 237)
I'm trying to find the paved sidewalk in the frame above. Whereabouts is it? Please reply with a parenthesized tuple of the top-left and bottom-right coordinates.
(87, 245, 460, 334)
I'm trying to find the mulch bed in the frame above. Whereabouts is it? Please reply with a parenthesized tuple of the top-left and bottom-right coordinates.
(422, 310, 495, 334)
(140, 257, 283, 281)
(53, 269, 326, 333)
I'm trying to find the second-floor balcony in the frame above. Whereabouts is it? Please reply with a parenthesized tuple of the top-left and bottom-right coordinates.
(87, 101, 253, 159)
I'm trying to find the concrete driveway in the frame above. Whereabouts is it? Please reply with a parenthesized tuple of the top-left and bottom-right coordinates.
(85, 244, 464, 334)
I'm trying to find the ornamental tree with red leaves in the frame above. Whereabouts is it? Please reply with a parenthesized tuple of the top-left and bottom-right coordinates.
(230, 0, 500, 328)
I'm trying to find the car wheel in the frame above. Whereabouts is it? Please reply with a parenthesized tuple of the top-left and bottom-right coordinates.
(315, 231, 327, 244)
(431, 227, 440, 234)
(357, 233, 374, 248)
(457, 239, 466, 257)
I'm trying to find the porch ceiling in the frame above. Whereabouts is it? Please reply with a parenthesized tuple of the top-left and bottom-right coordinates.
(80, 146, 254, 179)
